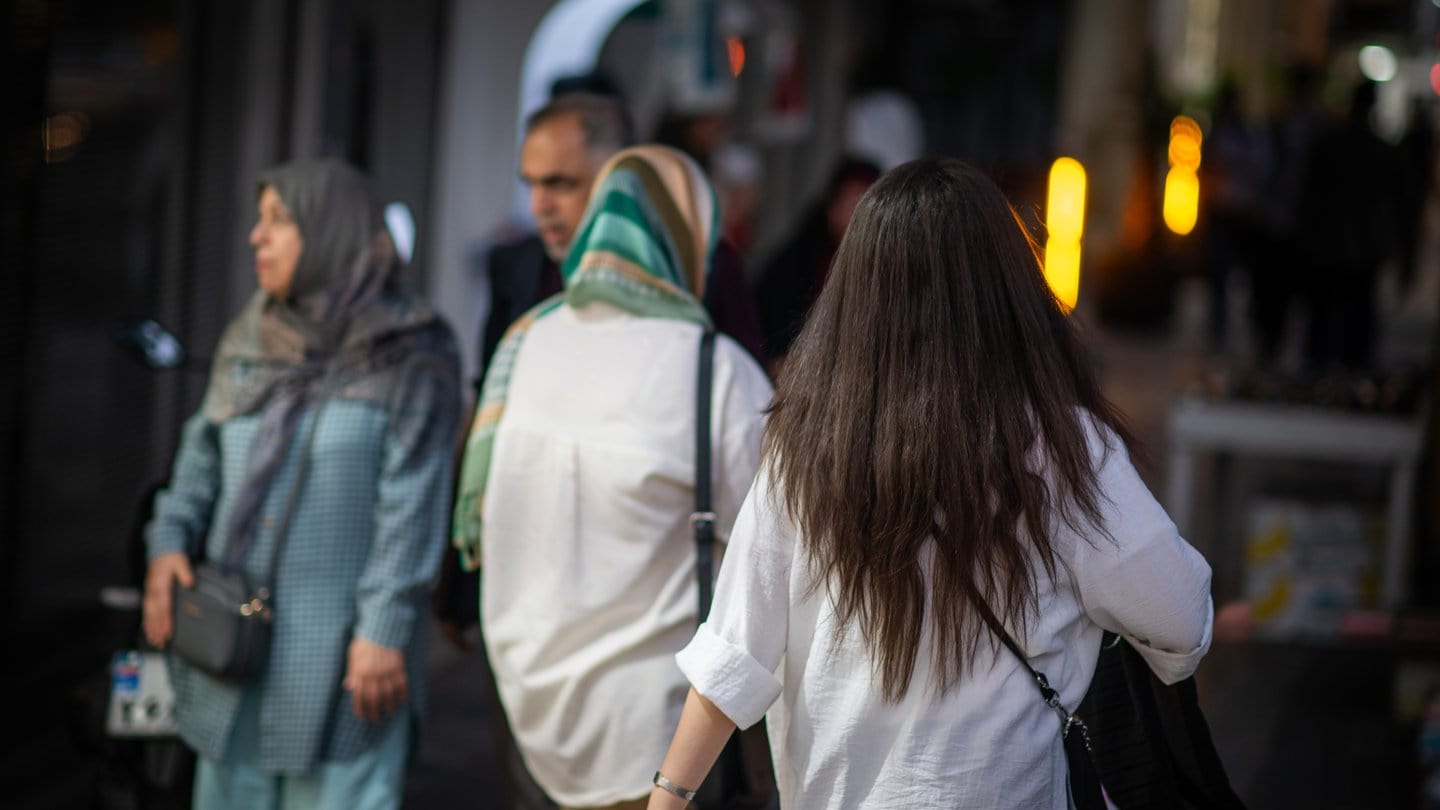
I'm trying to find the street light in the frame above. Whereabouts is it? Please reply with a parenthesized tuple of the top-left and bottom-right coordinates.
(1164, 115, 1202, 236)
(1044, 157, 1086, 312)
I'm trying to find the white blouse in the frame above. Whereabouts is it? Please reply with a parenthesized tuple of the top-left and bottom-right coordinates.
(676, 418, 1214, 810)
(481, 302, 773, 807)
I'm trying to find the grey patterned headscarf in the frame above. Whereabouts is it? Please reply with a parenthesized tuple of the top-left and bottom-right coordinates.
(203, 159, 458, 569)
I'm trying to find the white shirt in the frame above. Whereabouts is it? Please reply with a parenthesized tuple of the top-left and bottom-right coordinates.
(481, 302, 773, 807)
(676, 418, 1214, 810)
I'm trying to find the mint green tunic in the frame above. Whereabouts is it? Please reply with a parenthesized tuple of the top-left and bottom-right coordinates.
(147, 380, 457, 773)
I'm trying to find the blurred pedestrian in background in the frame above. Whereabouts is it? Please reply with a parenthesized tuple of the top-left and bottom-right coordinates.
(649, 158, 1213, 810)
(141, 159, 461, 810)
(1297, 80, 1401, 371)
(453, 145, 772, 810)
(1397, 98, 1436, 292)
(654, 108, 734, 178)
(755, 156, 880, 371)
(1201, 80, 1271, 357)
(1250, 64, 1323, 368)
(711, 142, 763, 256)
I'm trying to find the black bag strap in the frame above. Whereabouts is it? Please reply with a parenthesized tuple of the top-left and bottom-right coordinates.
(970, 595, 1106, 810)
(968, 597, 1075, 726)
(689, 328, 781, 809)
(694, 328, 718, 622)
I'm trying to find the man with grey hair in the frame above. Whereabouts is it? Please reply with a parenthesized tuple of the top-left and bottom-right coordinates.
(478, 91, 766, 389)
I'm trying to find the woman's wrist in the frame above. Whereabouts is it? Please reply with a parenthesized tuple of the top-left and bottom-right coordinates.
(648, 784, 693, 809)
(652, 770, 698, 806)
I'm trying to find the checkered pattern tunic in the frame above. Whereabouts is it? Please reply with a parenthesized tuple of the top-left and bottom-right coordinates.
(147, 384, 457, 773)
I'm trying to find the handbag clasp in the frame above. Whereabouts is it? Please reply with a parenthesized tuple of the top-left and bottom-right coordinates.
(238, 596, 272, 621)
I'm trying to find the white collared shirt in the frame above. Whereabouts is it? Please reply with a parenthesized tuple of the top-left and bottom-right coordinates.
(677, 418, 1214, 810)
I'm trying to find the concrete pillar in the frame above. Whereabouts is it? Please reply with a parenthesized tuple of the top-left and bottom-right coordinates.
(427, 0, 557, 386)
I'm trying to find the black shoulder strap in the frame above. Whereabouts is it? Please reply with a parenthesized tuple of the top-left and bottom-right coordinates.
(694, 328, 717, 623)
(969, 594, 1061, 708)
(972, 593, 1106, 809)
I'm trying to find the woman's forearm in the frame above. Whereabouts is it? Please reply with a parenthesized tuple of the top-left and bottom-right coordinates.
(648, 687, 738, 809)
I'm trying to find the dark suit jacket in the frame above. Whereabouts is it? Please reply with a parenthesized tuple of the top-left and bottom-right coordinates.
(477, 236, 557, 392)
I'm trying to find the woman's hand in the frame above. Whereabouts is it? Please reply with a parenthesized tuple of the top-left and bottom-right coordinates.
(344, 637, 409, 723)
(142, 552, 195, 648)
(1214, 600, 1252, 643)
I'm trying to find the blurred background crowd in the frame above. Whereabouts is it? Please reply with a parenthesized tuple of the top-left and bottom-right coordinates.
(3, 0, 1440, 807)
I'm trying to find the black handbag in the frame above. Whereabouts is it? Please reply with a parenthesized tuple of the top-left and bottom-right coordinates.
(974, 599, 1107, 810)
(170, 392, 328, 682)
(170, 563, 274, 681)
(1077, 633, 1246, 810)
(689, 329, 776, 810)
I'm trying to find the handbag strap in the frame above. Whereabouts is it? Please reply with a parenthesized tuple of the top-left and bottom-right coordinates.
(969, 594, 1086, 739)
(971, 595, 1105, 810)
(693, 328, 717, 623)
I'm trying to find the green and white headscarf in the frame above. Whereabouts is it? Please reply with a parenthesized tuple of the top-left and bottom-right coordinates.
(452, 145, 720, 568)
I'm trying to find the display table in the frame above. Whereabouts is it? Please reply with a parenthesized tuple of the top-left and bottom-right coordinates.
(1165, 397, 1425, 608)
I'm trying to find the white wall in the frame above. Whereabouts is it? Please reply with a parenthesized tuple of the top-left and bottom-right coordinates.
(428, 0, 557, 388)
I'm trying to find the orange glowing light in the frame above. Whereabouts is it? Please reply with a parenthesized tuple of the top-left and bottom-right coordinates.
(1168, 115, 1202, 170)
(1431, 63, 1440, 96)
(1169, 134, 1202, 170)
(727, 37, 745, 77)
(1170, 115, 1202, 143)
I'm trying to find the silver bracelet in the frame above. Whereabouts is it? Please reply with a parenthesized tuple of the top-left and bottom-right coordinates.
(652, 771, 698, 803)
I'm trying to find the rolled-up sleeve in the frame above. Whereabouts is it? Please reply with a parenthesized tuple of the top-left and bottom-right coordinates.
(1072, 421, 1214, 684)
(677, 624, 781, 729)
(677, 465, 792, 729)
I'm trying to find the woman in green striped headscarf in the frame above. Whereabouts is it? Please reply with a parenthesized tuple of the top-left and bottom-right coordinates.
(454, 146, 772, 810)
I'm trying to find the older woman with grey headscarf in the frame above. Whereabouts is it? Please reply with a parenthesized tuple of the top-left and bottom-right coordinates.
(141, 159, 460, 809)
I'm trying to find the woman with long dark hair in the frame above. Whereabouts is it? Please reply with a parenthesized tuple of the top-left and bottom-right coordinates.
(648, 158, 1213, 809)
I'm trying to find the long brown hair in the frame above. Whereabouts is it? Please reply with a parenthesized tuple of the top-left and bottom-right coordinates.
(764, 157, 1135, 701)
